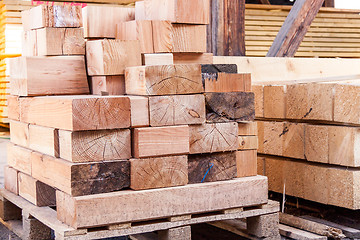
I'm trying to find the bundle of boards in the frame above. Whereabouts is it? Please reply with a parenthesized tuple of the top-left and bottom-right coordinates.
(4, 1, 269, 235)
(214, 56, 360, 210)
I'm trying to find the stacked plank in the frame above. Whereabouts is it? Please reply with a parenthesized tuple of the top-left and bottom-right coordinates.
(254, 77, 360, 210)
(245, 4, 360, 58)
(4, 2, 268, 234)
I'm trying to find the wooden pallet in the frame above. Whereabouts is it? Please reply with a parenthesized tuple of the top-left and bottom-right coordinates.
(0, 188, 279, 240)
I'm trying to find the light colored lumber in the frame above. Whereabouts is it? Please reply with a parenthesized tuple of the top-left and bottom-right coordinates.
(91, 75, 125, 95)
(36, 27, 85, 56)
(212, 56, 360, 83)
(19, 95, 131, 131)
(238, 136, 258, 150)
(143, 0, 209, 24)
(18, 172, 56, 207)
(22, 30, 37, 57)
(32, 152, 130, 196)
(279, 213, 345, 238)
(9, 56, 89, 96)
(266, 0, 324, 57)
(152, 21, 207, 53)
(9, 120, 29, 148)
(238, 122, 257, 136)
(252, 85, 264, 118)
(258, 121, 305, 159)
(135, 1, 145, 20)
(333, 83, 360, 125)
(279, 224, 327, 240)
(7, 143, 32, 175)
(304, 124, 328, 163)
(189, 122, 238, 154)
(149, 94, 205, 126)
(142, 53, 174, 66)
(203, 73, 251, 93)
(116, 20, 153, 53)
(188, 151, 237, 184)
(86, 39, 141, 76)
(58, 129, 131, 163)
(133, 125, 189, 158)
(22, 5, 83, 31)
(4, 166, 18, 195)
(173, 53, 213, 64)
(130, 155, 188, 190)
(205, 92, 255, 122)
(56, 176, 268, 228)
(82, 5, 135, 38)
(236, 150, 257, 178)
(262, 156, 360, 209)
(128, 96, 150, 127)
(125, 64, 203, 95)
(286, 83, 333, 121)
(263, 85, 286, 119)
(7, 95, 20, 121)
(28, 124, 59, 158)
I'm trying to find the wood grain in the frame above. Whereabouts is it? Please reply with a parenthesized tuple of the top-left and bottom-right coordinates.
(28, 124, 59, 158)
(125, 64, 203, 95)
(18, 172, 56, 207)
(9, 120, 29, 148)
(7, 143, 32, 175)
(143, 0, 209, 24)
(7, 95, 20, 121)
(173, 53, 213, 64)
(9, 56, 89, 96)
(32, 152, 130, 196)
(4, 166, 18, 195)
(263, 85, 286, 119)
(205, 92, 255, 123)
(238, 122, 257, 136)
(334, 84, 360, 125)
(82, 5, 134, 38)
(203, 73, 251, 93)
(189, 122, 238, 154)
(236, 150, 257, 178)
(91, 75, 125, 95)
(20, 95, 131, 131)
(56, 176, 268, 228)
(129, 96, 150, 127)
(149, 94, 205, 126)
(86, 39, 141, 76)
(188, 151, 237, 184)
(133, 125, 189, 158)
(130, 155, 188, 190)
(116, 20, 154, 53)
(36, 27, 85, 56)
(22, 5, 82, 31)
(238, 136, 258, 150)
(142, 53, 174, 66)
(58, 129, 131, 163)
(253, 85, 264, 118)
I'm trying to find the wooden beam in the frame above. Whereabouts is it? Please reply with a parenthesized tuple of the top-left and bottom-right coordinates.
(56, 176, 268, 228)
(267, 0, 324, 57)
(258, 0, 270, 4)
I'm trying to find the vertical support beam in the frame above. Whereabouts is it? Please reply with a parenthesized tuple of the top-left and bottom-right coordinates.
(259, 0, 271, 4)
(207, 0, 245, 56)
(266, 0, 324, 57)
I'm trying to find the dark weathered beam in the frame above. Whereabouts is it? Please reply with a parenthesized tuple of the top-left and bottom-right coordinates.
(266, 0, 324, 57)
(207, 0, 245, 56)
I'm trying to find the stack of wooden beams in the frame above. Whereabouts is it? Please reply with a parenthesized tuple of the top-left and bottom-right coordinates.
(215, 56, 360, 210)
(4, 2, 268, 235)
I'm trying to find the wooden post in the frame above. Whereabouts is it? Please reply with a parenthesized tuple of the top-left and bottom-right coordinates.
(207, 0, 245, 56)
(266, 0, 324, 57)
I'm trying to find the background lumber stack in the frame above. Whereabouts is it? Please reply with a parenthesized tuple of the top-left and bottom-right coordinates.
(213, 56, 360, 210)
(2, 2, 271, 237)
